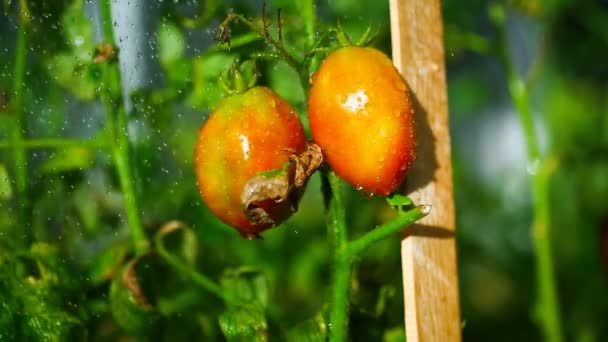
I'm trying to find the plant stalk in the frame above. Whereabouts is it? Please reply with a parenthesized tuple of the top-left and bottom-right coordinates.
(326, 171, 350, 342)
(348, 205, 431, 258)
(12, 0, 29, 238)
(493, 6, 563, 341)
(99, 0, 149, 256)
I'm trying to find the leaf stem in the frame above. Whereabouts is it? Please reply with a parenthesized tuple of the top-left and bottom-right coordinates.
(0, 138, 107, 149)
(154, 222, 240, 306)
(492, 5, 562, 341)
(223, 13, 299, 72)
(99, 0, 149, 256)
(347, 205, 431, 258)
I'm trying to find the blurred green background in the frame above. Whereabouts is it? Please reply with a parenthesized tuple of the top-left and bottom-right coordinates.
(0, 0, 607, 340)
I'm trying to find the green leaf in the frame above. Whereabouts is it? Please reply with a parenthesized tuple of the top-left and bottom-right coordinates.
(15, 243, 85, 340)
(386, 193, 413, 208)
(0, 164, 11, 200)
(158, 20, 185, 66)
(47, 54, 98, 100)
(219, 303, 268, 342)
(40, 146, 96, 174)
(0, 291, 18, 341)
(188, 53, 237, 111)
(220, 267, 269, 307)
(21, 300, 82, 341)
(88, 241, 129, 285)
(45, 0, 99, 100)
(62, 0, 94, 61)
(284, 312, 328, 342)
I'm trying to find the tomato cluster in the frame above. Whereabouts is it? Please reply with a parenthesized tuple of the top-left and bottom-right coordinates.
(195, 47, 416, 237)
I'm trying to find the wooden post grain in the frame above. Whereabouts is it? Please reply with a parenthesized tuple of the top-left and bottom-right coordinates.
(389, 0, 461, 341)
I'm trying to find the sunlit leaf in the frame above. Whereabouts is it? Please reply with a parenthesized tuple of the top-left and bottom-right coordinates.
(386, 193, 413, 208)
(158, 20, 185, 66)
(45, 0, 99, 100)
(62, 0, 94, 61)
(40, 146, 96, 174)
(219, 303, 268, 342)
(47, 53, 98, 100)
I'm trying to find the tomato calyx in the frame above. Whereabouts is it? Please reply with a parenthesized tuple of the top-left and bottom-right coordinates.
(218, 59, 258, 95)
(335, 17, 378, 47)
(240, 142, 323, 236)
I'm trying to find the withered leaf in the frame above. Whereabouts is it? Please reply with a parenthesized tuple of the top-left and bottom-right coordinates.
(241, 141, 323, 231)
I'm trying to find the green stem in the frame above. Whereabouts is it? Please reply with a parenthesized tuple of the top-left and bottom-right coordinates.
(99, 0, 149, 256)
(326, 171, 350, 342)
(155, 229, 239, 306)
(532, 163, 561, 342)
(299, 0, 317, 93)
(0, 138, 107, 149)
(224, 14, 300, 72)
(493, 6, 562, 341)
(299, 0, 316, 50)
(12, 0, 29, 237)
(347, 205, 431, 258)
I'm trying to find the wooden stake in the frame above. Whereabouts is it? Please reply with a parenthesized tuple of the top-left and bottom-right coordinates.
(389, 0, 461, 341)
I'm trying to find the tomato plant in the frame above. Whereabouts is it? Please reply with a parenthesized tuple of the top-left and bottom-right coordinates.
(308, 46, 416, 196)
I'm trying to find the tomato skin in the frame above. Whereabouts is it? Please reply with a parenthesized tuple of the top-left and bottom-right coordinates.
(194, 87, 307, 238)
(308, 47, 415, 196)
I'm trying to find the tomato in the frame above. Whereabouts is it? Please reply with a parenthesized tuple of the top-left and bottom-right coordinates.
(194, 87, 307, 238)
(308, 46, 415, 196)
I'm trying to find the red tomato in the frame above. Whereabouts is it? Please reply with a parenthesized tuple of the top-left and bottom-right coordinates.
(308, 46, 415, 196)
(194, 87, 307, 238)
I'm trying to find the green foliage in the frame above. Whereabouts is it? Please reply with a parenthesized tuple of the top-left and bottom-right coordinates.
(1, 0, 608, 340)
(46, 0, 100, 100)
(0, 243, 85, 340)
(219, 303, 268, 341)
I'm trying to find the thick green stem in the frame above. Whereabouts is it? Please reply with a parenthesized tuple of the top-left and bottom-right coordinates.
(493, 6, 562, 341)
(299, 0, 316, 49)
(99, 0, 149, 256)
(12, 0, 29, 235)
(531, 163, 561, 342)
(326, 171, 350, 342)
(348, 205, 431, 258)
